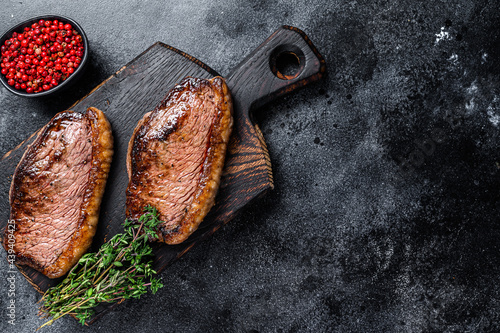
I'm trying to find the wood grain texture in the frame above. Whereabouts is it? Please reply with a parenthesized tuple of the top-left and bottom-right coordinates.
(0, 26, 325, 322)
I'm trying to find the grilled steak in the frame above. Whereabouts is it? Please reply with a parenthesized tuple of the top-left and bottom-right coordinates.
(4, 107, 113, 278)
(126, 76, 233, 244)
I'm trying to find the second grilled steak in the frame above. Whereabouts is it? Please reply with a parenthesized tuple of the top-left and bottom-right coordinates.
(126, 76, 233, 244)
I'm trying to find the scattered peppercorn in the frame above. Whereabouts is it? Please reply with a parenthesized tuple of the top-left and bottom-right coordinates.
(0, 19, 84, 94)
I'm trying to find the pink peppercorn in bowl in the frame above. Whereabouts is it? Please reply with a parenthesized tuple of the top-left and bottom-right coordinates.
(0, 15, 89, 97)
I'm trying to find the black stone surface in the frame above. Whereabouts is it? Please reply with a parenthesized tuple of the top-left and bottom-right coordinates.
(1, 1, 500, 332)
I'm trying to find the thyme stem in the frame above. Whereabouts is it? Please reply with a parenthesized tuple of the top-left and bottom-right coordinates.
(38, 206, 164, 328)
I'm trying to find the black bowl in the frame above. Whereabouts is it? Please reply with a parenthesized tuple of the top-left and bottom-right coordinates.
(0, 15, 89, 98)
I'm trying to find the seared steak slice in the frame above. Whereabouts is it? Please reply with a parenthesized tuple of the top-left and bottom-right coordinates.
(4, 107, 113, 278)
(126, 76, 233, 244)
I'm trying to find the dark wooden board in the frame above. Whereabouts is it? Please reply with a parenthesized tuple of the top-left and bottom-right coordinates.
(0, 25, 325, 321)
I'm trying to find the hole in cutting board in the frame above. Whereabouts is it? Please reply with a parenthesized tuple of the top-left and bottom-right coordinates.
(270, 44, 305, 80)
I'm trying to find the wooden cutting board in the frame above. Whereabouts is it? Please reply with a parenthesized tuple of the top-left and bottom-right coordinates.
(0, 25, 325, 322)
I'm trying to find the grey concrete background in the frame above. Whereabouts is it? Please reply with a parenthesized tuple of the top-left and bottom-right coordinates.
(1, 0, 500, 332)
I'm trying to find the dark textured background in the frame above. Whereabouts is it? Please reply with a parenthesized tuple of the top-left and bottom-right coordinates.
(1, 0, 500, 332)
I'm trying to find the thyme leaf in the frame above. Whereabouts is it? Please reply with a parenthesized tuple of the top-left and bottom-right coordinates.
(37, 206, 164, 329)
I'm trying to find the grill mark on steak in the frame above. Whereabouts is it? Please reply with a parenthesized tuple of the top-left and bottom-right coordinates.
(3, 107, 113, 278)
(126, 76, 233, 244)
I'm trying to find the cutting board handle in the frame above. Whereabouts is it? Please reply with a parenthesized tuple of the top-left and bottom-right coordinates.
(227, 25, 326, 115)
(205, 25, 325, 233)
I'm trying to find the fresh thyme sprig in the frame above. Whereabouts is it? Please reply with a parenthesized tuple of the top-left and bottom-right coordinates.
(37, 206, 164, 329)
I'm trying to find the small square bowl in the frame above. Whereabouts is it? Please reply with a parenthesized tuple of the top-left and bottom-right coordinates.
(0, 15, 89, 98)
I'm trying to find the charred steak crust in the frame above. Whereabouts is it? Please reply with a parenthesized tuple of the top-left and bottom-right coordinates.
(126, 76, 233, 244)
(3, 107, 113, 278)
